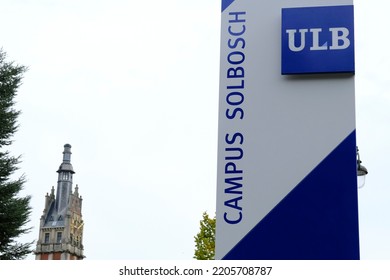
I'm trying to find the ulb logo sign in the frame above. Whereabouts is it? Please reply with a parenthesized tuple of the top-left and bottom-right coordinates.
(282, 5, 354, 75)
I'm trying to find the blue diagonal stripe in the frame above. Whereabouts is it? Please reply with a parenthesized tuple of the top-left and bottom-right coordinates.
(223, 131, 360, 260)
(222, 0, 235, 12)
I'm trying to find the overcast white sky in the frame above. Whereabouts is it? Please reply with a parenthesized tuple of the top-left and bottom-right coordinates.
(1, 0, 389, 260)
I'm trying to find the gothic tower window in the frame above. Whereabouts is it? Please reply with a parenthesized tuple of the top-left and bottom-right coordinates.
(56, 232, 62, 243)
(44, 233, 50, 243)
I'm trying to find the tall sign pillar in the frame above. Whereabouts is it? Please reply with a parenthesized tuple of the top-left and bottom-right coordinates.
(216, 0, 359, 259)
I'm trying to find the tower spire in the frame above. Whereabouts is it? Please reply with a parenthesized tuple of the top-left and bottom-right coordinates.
(55, 144, 75, 213)
(35, 144, 85, 260)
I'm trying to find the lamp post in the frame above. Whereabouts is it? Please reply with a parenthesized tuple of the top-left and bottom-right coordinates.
(357, 147, 368, 188)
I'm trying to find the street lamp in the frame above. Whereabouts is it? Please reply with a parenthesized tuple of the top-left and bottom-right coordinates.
(357, 147, 368, 189)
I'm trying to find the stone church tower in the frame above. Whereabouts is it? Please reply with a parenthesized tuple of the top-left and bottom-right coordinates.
(35, 144, 85, 260)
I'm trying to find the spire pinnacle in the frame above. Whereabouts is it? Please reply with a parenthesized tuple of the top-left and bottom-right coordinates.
(57, 144, 75, 174)
(63, 143, 72, 162)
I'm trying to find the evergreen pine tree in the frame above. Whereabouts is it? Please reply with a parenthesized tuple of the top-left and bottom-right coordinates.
(0, 49, 33, 260)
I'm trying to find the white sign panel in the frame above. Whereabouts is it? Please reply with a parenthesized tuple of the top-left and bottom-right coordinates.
(216, 0, 359, 260)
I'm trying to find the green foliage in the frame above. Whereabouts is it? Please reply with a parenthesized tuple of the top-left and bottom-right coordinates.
(0, 49, 33, 260)
(194, 212, 215, 260)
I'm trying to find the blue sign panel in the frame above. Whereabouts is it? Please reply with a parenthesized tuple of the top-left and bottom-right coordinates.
(282, 5, 354, 75)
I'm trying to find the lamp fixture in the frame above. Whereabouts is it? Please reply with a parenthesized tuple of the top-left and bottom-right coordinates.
(357, 146, 368, 189)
